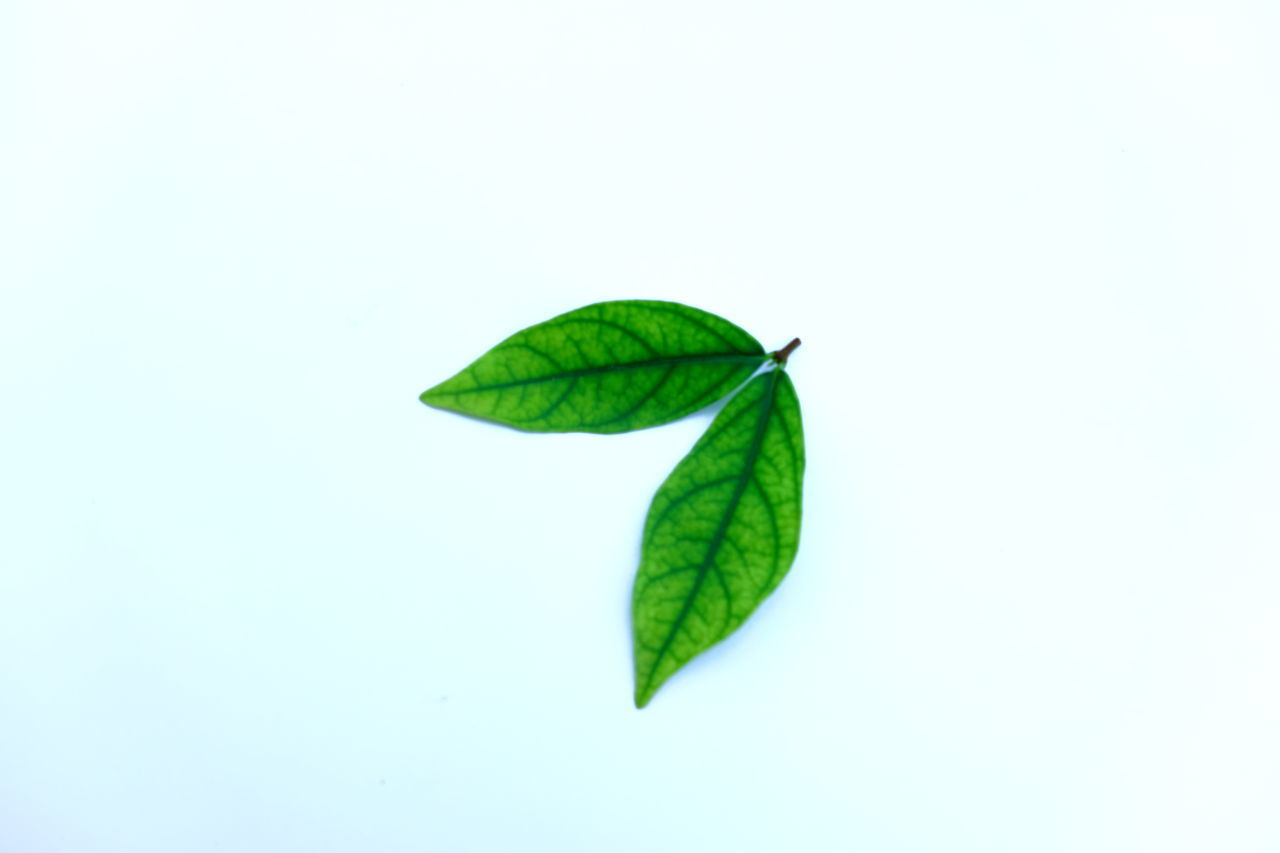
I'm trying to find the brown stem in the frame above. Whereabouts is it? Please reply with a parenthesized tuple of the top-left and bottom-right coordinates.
(771, 337, 802, 364)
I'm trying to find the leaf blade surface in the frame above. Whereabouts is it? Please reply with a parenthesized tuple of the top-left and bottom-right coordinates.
(632, 368, 805, 707)
(421, 300, 767, 433)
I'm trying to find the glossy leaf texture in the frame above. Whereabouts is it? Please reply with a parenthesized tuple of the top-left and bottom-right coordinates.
(421, 300, 768, 433)
(632, 367, 804, 707)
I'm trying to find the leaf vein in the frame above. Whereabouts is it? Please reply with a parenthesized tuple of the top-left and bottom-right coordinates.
(637, 302, 753, 353)
(548, 315, 660, 358)
(644, 475, 739, 547)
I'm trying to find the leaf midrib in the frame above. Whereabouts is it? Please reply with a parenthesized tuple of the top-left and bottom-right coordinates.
(426, 352, 766, 397)
(640, 367, 781, 702)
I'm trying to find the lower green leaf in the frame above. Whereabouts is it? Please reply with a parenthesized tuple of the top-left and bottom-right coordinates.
(631, 367, 805, 707)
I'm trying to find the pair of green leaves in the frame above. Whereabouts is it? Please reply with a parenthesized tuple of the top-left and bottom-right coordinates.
(421, 300, 804, 707)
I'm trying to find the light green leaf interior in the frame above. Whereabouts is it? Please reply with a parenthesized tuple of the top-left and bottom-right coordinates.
(632, 368, 805, 707)
(421, 300, 767, 434)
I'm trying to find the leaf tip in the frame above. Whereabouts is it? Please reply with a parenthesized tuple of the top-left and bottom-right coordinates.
(633, 665, 666, 708)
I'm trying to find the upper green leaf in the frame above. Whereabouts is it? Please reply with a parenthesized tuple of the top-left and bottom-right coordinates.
(632, 367, 805, 707)
(421, 300, 768, 434)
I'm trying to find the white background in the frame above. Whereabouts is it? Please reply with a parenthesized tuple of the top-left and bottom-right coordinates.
(3, 2, 1278, 851)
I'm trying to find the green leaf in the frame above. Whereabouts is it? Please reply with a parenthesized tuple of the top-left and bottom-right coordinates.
(421, 300, 768, 434)
(632, 366, 805, 707)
